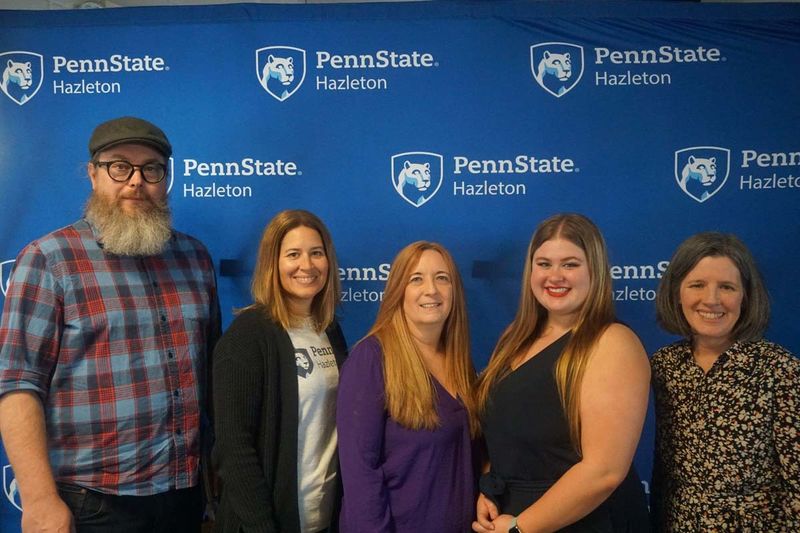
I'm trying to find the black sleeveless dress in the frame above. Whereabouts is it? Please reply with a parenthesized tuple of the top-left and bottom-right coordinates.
(481, 333, 649, 532)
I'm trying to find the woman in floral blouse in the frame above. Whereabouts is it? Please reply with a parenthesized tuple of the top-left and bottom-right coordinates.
(651, 232, 799, 532)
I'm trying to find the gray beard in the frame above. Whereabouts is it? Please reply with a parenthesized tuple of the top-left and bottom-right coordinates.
(84, 192, 172, 256)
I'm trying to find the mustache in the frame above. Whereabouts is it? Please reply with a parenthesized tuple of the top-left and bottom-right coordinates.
(116, 192, 165, 209)
(118, 192, 150, 200)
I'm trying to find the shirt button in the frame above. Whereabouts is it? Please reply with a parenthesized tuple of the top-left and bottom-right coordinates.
(173, 390, 180, 397)
(152, 281, 159, 288)
(168, 351, 174, 359)
(160, 315, 167, 322)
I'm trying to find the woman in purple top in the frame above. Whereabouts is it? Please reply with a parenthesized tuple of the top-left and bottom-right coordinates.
(337, 241, 480, 532)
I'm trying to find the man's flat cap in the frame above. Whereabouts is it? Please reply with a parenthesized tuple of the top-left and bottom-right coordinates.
(89, 116, 172, 158)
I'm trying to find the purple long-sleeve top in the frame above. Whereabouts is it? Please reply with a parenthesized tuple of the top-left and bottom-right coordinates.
(336, 336, 476, 533)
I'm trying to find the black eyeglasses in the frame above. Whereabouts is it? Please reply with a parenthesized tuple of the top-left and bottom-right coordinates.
(94, 160, 167, 184)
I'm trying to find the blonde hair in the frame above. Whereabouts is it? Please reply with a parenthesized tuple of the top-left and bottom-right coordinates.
(246, 209, 340, 332)
(366, 241, 479, 436)
(476, 214, 614, 453)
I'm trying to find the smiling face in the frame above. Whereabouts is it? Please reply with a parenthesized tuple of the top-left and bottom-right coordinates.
(530, 238, 591, 326)
(679, 255, 743, 353)
(88, 143, 168, 215)
(402, 249, 453, 333)
(278, 225, 329, 316)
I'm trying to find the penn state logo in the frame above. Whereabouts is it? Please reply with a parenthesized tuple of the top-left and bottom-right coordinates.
(1, 259, 15, 297)
(390, 152, 444, 208)
(295, 348, 314, 378)
(3, 464, 22, 512)
(256, 46, 306, 102)
(0, 51, 44, 106)
(674, 146, 730, 203)
(530, 42, 584, 98)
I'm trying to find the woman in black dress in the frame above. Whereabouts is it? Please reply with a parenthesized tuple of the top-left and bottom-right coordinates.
(473, 213, 650, 533)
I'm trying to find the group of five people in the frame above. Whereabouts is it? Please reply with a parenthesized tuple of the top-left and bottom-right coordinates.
(0, 117, 797, 532)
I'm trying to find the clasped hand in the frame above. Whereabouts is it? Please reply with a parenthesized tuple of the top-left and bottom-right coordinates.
(472, 492, 514, 532)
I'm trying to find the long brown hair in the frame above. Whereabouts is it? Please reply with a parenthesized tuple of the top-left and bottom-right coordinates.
(476, 214, 614, 453)
(246, 209, 340, 332)
(366, 241, 479, 436)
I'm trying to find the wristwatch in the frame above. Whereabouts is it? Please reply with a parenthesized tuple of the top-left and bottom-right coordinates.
(508, 515, 523, 533)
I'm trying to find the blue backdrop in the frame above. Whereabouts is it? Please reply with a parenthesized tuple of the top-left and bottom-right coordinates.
(1, 0, 799, 527)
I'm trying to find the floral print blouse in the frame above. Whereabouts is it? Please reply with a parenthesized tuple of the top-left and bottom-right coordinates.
(651, 339, 800, 532)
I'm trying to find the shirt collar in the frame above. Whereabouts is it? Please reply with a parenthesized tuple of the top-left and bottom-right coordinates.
(678, 338, 755, 373)
(81, 217, 104, 247)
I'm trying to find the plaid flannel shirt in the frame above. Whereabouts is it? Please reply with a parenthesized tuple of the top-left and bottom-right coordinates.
(0, 219, 220, 496)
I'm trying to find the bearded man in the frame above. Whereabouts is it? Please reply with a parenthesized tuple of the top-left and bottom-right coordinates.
(0, 117, 220, 533)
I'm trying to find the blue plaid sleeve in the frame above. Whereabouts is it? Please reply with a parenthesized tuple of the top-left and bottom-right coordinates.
(0, 242, 63, 400)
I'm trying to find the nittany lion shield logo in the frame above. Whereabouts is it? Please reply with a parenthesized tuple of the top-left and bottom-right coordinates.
(674, 146, 730, 203)
(391, 152, 444, 208)
(1, 260, 15, 297)
(0, 51, 44, 106)
(3, 464, 22, 512)
(295, 348, 314, 378)
(256, 46, 306, 102)
(530, 42, 584, 98)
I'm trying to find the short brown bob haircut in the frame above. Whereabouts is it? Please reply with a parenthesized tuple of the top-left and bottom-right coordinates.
(248, 209, 341, 332)
(656, 232, 770, 342)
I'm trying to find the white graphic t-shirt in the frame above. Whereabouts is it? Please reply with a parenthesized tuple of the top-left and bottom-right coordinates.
(287, 322, 339, 533)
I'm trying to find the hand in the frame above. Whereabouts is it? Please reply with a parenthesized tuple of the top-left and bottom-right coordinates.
(21, 493, 74, 533)
(473, 492, 499, 532)
(490, 514, 514, 531)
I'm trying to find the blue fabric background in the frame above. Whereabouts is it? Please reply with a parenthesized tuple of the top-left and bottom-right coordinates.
(1, 1, 798, 526)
